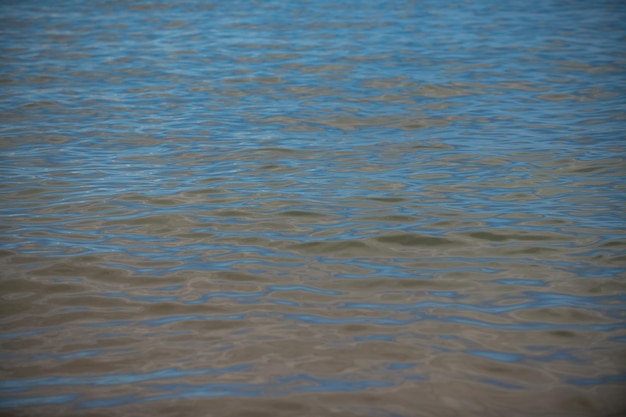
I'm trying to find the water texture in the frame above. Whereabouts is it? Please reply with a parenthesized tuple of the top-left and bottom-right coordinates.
(1, 0, 625, 416)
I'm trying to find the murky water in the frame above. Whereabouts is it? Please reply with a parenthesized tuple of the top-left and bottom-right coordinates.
(1, 0, 625, 416)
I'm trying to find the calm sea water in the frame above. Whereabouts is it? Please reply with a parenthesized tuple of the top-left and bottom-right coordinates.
(1, 0, 625, 416)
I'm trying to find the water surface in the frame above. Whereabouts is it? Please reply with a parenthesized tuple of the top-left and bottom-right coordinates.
(1, 0, 625, 416)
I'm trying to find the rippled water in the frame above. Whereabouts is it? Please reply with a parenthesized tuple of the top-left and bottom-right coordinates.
(1, 0, 626, 416)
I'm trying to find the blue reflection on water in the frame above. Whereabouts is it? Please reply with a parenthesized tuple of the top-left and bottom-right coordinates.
(0, 395, 80, 409)
(73, 375, 399, 408)
(466, 351, 522, 363)
(0, 365, 252, 392)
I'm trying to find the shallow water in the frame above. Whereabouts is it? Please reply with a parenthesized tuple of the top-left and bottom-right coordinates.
(1, 0, 626, 416)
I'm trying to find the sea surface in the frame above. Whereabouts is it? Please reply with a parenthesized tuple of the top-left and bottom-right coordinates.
(1, 0, 625, 416)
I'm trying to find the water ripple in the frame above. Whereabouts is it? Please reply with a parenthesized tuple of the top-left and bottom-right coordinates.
(1, 0, 625, 416)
